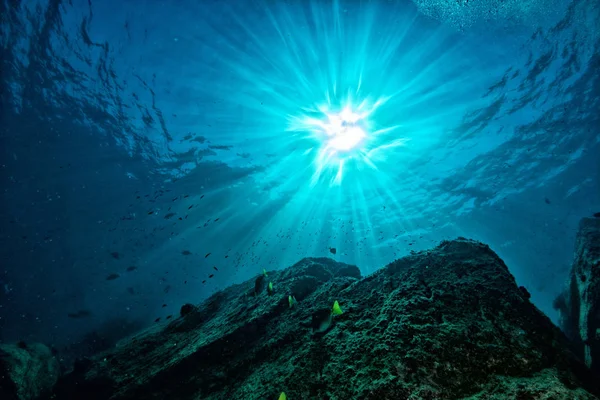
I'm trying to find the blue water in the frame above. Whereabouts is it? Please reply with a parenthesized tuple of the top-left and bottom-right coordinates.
(0, 0, 598, 360)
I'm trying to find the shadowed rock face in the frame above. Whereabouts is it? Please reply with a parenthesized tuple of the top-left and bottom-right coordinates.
(41, 239, 598, 399)
(555, 216, 600, 371)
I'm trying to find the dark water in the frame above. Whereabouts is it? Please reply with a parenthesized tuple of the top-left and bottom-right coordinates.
(0, 0, 598, 362)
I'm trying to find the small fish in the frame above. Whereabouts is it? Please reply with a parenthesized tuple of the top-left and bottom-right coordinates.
(262, 268, 268, 277)
(254, 275, 265, 296)
(127, 287, 135, 295)
(181, 250, 192, 256)
(147, 211, 154, 215)
(267, 281, 274, 295)
(163, 285, 171, 293)
(126, 266, 138, 272)
(166, 315, 172, 320)
(288, 295, 297, 308)
(67, 310, 92, 319)
(213, 266, 218, 271)
(202, 280, 206, 284)
(208, 274, 214, 278)
(164, 212, 176, 219)
(188, 205, 194, 210)
(332, 300, 343, 316)
(593, 212, 600, 218)
(544, 197, 551, 204)
(162, 303, 167, 308)
(329, 247, 337, 255)
(154, 317, 161, 322)
(110, 252, 120, 259)
(106, 273, 120, 281)
(205, 253, 211, 258)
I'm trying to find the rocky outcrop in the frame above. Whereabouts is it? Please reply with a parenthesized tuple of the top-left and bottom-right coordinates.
(0, 342, 60, 400)
(555, 214, 600, 370)
(43, 239, 598, 399)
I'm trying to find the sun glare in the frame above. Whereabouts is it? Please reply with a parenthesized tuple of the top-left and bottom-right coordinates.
(287, 93, 406, 186)
(323, 107, 367, 152)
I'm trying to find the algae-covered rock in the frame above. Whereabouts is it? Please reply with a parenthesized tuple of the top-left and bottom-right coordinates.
(0, 342, 60, 400)
(45, 240, 599, 399)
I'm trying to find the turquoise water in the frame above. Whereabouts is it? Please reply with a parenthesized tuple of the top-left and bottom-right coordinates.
(0, 0, 598, 359)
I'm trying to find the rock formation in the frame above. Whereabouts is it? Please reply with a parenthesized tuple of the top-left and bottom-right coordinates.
(6, 238, 600, 399)
(555, 214, 600, 371)
(0, 342, 60, 400)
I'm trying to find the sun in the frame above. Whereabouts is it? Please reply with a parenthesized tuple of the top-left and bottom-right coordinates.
(322, 106, 368, 152)
(287, 93, 405, 186)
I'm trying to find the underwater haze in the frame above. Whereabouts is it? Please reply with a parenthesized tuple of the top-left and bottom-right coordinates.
(0, 0, 599, 356)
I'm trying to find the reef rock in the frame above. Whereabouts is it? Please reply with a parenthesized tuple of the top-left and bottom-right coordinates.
(555, 215, 600, 371)
(45, 239, 598, 399)
(0, 342, 60, 400)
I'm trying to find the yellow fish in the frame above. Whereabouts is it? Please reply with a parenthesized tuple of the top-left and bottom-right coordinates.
(288, 295, 297, 308)
(332, 300, 343, 316)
